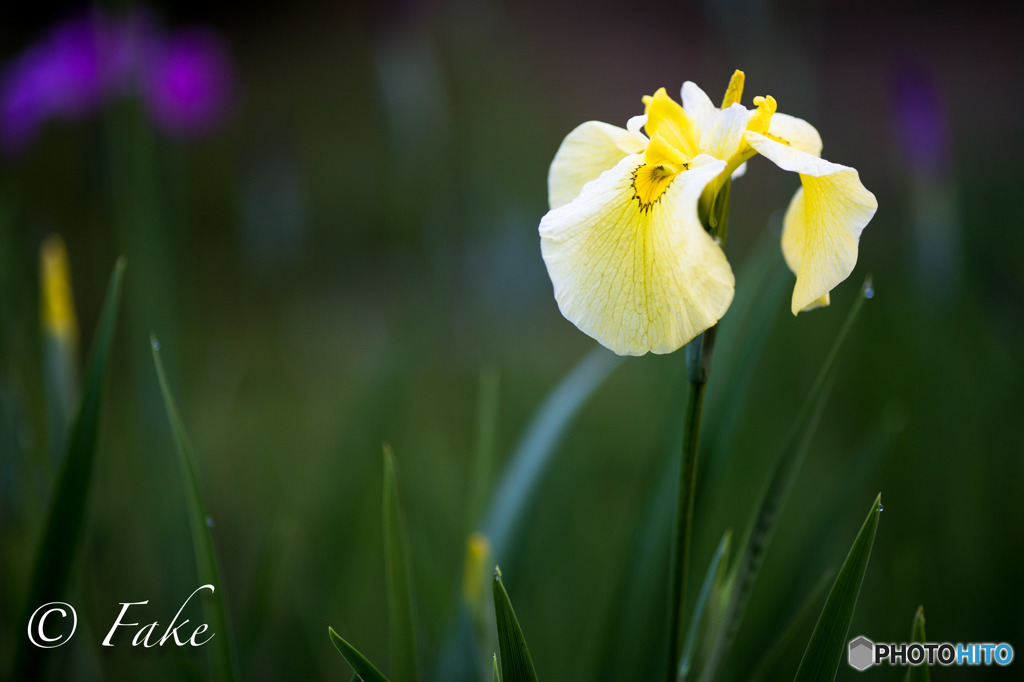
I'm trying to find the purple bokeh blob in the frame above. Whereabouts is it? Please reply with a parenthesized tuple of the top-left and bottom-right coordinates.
(0, 9, 234, 154)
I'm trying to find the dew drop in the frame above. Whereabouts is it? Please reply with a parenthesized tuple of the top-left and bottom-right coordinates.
(878, 504, 884, 512)
(862, 278, 875, 299)
(206, 516, 215, 527)
(151, 338, 161, 351)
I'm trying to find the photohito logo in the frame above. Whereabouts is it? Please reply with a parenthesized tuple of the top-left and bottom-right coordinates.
(848, 635, 1014, 670)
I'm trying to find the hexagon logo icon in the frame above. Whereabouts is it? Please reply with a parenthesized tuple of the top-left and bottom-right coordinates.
(848, 636, 875, 671)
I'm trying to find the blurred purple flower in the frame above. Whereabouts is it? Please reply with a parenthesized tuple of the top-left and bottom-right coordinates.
(0, 9, 233, 154)
(893, 66, 949, 173)
(140, 30, 233, 136)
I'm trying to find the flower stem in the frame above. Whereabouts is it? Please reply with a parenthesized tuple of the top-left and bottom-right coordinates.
(666, 327, 718, 682)
(666, 178, 730, 681)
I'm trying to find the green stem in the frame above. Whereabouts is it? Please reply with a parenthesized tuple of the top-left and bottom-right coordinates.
(666, 178, 730, 681)
(665, 328, 717, 681)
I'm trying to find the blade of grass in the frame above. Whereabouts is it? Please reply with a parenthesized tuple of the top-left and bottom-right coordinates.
(699, 282, 870, 682)
(482, 346, 620, 561)
(152, 337, 239, 681)
(678, 531, 731, 680)
(39, 234, 81, 464)
(794, 494, 882, 682)
(905, 606, 929, 682)
(493, 652, 501, 682)
(10, 258, 124, 682)
(589, 240, 786, 682)
(747, 568, 835, 682)
(468, 367, 501, 530)
(329, 627, 391, 682)
(383, 445, 419, 682)
(439, 348, 617, 681)
(493, 567, 539, 682)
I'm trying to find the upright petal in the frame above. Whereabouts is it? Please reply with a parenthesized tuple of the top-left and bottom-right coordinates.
(539, 154, 734, 355)
(681, 81, 716, 131)
(699, 103, 750, 160)
(548, 121, 646, 209)
(745, 131, 877, 314)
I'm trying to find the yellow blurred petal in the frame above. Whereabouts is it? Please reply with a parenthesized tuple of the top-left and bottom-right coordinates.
(539, 154, 734, 355)
(462, 532, 491, 610)
(768, 112, 823, 157)
(746, 131, 877, 314)
(548, 121, 646, 209)
(747, 95, 777, 135)
(40, 234, 79, 344)
(720, 69, 745, 108)
(642, 88, 701, 159)
(699, 103, 750, 160)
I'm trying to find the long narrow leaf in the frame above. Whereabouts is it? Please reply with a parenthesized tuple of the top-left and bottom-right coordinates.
(11, 258, 124, 681)
(905, 606, 929, 682)
(153, 338, 239, 681)
(678, 531, 731, 680)
(591, 242, 786, 682)
(793, 494, 883, 682)
(699, 284, 869, 682)
(468, 367, 501, 530)
(493, 567, 539, 682)
(329, 627, 391, 682)
(383, 446, 419, 682)
(439, 348, 617, 681)
(747, 568, 835, 682)
(482, 346, 619, 561)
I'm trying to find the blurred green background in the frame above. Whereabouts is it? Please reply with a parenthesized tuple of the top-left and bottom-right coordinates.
(1, 0, 1022, 680)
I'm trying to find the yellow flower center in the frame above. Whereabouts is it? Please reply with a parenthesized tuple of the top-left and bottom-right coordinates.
(632, 88, 699, 207)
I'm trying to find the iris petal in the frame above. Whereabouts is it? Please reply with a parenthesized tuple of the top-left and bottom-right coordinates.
(744, 130, 877, 314)
(548, 121, 646, 209)
(539, 154, 733, 355)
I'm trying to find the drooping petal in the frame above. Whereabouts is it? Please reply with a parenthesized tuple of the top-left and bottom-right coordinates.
(745, 131, 877, 314)
(699, 103, 750, 160)
(539, 154, 734, 355)
(681, 81, 716, 131)
(767, 112, 823, 156)
(548, 121, 646, 209)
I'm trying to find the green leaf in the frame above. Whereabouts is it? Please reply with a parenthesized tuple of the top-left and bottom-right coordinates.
(153, 337, 239, 681)
(747, 568, 835, 682)
(329, 627, 391, 682)
(493, 567, 539, 682)
(590, 240, 787, 682)
(383, 445, 419, 682)
(699, 284, 869, 682)
(678, 531, 731, 680)
(493, 653, 501, 682)
(439, 349, 617, 681)
(468, 367, 501, 530)
(482, 346, 619, 560)
(11, 258, 124, 681)
(793, 494, 883, 682)
(905, 606, 930, 682)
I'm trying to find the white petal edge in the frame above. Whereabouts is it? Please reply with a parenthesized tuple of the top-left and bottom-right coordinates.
(539, 153, 734, 355)
(681, 81, 717, 132)
(746, 131, 877, 314)
(548, 121, 646, 209)
(699, 103, 750, 160)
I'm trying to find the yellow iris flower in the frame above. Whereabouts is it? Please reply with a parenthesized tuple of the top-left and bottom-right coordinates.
(539, 71, 877, 356)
